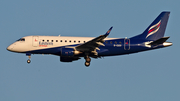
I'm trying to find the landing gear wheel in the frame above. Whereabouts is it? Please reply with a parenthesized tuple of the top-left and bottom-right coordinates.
(27, 59, 31, 64)
(26, 54, 31, 64)
(86, 57, 91, 62)
(84, 55, 91, 67)
(85, 62, 90, 67)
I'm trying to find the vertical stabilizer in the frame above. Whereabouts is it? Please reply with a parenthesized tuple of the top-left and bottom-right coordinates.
(131, 12, 170, 40)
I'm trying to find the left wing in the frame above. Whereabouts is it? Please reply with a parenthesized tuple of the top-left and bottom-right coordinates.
(75, 27, 113, 55)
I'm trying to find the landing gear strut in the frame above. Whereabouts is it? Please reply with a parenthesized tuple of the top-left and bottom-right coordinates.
(84, 56, 91, 67)
(27, 55, 31, 64)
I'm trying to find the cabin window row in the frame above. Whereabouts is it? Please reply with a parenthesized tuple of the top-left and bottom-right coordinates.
(42, 40, 86, 43)
(106, 41, 122, 44)
(41, 40, 122, 44)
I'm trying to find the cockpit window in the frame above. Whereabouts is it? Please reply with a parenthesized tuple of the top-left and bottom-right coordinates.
(17, 38, 25, 41)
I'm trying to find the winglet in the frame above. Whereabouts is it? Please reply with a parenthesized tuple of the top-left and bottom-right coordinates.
(104, 26, 113, 36)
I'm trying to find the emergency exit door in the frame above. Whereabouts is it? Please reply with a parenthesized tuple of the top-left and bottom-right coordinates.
(124, 38, 130, 50)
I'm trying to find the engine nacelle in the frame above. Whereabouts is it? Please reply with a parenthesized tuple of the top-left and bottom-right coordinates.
(61, 48, 81, 56)
(60, 56, 80, 62)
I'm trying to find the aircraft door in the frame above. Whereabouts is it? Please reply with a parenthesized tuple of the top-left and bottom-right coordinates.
(32, 36, 39, 47)
(124, 38, 130, 50)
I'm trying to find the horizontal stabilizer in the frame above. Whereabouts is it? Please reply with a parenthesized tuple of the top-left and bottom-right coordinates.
(148, 37, 170, 45)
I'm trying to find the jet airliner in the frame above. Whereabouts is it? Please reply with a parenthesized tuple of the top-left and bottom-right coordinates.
(7, 11, 172, 67)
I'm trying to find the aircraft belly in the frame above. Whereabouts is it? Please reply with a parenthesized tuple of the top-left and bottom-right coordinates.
(98, 46, 124, 56)
(27, 47, 61, 55)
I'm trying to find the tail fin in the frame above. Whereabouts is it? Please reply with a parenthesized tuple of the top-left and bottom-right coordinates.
(131, 11, 170, 40)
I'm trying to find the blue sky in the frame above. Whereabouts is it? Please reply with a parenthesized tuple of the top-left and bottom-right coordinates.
(0, 0, 179, 101)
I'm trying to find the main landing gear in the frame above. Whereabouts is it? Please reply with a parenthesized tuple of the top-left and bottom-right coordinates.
(84, 56, 91, 67)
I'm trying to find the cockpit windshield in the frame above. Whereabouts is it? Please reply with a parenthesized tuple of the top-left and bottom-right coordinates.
(17, 38, 25, 41)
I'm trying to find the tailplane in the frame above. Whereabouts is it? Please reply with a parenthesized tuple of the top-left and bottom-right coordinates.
(131, 11, 170, 40)
(147, 37, 170, 45)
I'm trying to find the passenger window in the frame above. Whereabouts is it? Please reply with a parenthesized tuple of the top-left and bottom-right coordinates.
(42, 40, 44, 42)
(56, 40, 58, 42)
(47, 40, 49, 42)
(74, 41, 76, 43)
(115, 41, 117, 44)
(119, 42, 121, 44)
(84, 41, 85, 43)
(110, 41, 112, 44)
(69, 40, 71, 42)
(60, 40, 62, 42)
(106, 41, 108, 44)
(65, 40, 67, 42)
(52, 40, 53, 42)
(78, 41, 80, 43)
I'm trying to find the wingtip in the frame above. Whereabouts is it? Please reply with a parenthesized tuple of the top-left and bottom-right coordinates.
(110, 26, 113, 30)
(105, 26, 113, 36)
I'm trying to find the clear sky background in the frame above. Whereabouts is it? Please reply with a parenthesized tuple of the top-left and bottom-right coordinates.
(0, 0, 179, 101)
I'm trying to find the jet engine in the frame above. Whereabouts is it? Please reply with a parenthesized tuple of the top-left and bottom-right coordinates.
(61, 48, 81, 57)
(60, 56, 80, 62)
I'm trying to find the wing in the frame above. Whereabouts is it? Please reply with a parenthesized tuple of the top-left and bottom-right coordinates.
(75, 27, 113, 55)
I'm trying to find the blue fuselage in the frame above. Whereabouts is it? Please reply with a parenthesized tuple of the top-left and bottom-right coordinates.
(27, 38, 165, 57)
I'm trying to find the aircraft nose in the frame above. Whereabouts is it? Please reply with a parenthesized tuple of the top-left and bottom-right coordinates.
(7, 44, 14, 51)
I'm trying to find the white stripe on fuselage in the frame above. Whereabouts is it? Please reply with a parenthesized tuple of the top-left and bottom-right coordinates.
(18, 36, 120, 52)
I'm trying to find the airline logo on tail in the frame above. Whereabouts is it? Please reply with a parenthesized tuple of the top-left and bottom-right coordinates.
(146, 20, 161, 38)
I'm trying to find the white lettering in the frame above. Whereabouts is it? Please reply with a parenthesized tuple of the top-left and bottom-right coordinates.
(114, 44, 122, 47)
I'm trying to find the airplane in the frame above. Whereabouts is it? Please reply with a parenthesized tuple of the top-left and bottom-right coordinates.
(7, 11, 172, 67)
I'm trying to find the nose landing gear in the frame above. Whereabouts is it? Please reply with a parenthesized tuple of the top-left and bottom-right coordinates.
(26, 54, 31, 64)
(27, 59, 31, 63)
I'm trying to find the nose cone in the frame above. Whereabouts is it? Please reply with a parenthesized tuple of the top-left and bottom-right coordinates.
(7, 44, 14, 52)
